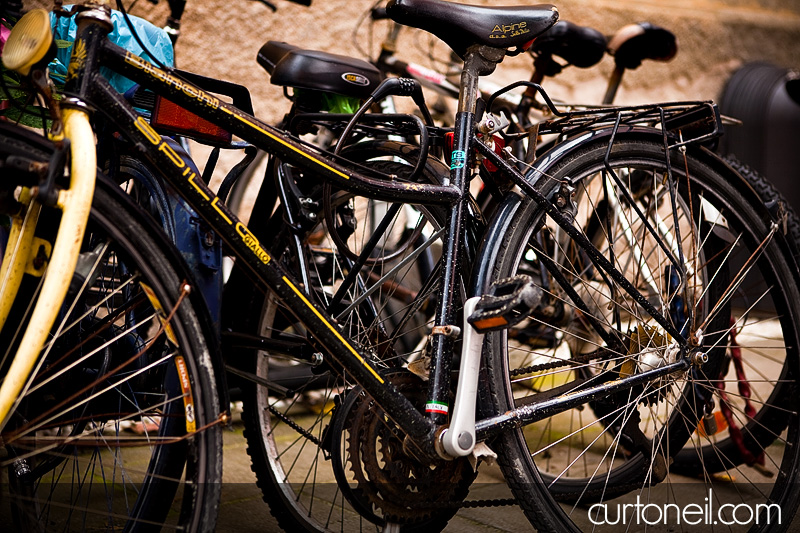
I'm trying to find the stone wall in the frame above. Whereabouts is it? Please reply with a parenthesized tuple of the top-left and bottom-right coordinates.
(111, 0, 800, 120)
(22, 0, 800, 179)
(30, 0, 796, 122)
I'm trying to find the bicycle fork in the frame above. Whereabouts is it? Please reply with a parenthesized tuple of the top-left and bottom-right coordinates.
(0, 107, 96, 430)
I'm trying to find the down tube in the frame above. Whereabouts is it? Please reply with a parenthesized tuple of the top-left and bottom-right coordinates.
(87, 80, 438, 452)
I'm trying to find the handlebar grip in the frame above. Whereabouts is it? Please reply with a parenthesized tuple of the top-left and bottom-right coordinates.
(395, 78, 418, 97)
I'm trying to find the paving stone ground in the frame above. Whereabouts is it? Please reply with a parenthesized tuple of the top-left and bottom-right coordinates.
(216, 407, 800, 532)
(216, 412, 530, 532)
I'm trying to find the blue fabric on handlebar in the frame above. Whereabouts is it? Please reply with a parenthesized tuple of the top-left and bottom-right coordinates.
(49, 7, 174, 94)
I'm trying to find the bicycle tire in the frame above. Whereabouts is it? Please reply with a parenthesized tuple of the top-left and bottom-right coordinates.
(478, 132, 800, 531)
(723, 154, 800, 267)
(0, 126, 223, 531)
(663, 154, 800, 477)
(228, 141, 477, 532)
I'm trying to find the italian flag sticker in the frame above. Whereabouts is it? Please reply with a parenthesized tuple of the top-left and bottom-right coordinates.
(425, 401, 449, 414)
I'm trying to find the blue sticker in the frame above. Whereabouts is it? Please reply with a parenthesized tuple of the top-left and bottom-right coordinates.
(451, 150, 466, 170)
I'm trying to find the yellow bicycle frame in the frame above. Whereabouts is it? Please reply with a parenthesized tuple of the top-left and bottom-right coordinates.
(0, 108, 96, 428)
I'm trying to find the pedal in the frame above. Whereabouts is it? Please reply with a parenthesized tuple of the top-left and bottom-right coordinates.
(468, 275, 542, 333)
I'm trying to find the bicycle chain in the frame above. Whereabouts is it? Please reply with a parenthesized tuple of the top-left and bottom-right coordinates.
(509, 346, 616, 377)
(269, 347, 620, 511)
(267, 403, 322, 447)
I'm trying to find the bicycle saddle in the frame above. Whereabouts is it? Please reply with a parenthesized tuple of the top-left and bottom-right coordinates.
(257, 41, 382, 99)
(607, 22, 677, 69)
(386, 0, 559, 59)
(530, 20, 607, 72)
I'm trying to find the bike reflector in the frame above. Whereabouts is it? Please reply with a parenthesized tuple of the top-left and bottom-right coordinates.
(443, 131, 454, 167)
(151, 96, 232, 144)
(482, 135, 505, 173)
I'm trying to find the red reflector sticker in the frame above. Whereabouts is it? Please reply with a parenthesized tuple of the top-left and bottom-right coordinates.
(152, 96, 232, 144)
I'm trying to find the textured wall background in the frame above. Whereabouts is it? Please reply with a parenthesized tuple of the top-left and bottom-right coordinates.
(21, 0, 800, 181)
(37, 0, 797, 123)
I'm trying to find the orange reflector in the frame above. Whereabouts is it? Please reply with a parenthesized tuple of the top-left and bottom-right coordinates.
(472, 316, 508, 331)
(152, 96, 232, 144)
(696, 411, 728, 438)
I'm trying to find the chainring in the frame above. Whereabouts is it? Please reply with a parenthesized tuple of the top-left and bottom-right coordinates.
(329, 372, 475, 527)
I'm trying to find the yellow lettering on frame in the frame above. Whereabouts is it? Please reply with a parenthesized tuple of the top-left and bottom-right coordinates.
(187, 172, 211, 200)
(134, 116, 161, 145)
(159, 142, 186, 168)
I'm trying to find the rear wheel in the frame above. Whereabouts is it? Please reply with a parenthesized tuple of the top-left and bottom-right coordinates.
(480, 134, 800, 531)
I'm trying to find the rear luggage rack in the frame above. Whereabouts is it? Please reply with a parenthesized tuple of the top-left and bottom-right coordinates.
(486, 81, 723, 148)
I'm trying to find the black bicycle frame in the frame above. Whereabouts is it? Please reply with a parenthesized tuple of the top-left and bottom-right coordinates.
(61, 14, 690, 459)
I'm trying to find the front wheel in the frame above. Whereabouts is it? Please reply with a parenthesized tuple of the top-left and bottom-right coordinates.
(0, 127, 223, 531)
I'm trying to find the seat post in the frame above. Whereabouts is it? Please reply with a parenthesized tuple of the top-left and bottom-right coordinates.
(457, 45, 506, 113)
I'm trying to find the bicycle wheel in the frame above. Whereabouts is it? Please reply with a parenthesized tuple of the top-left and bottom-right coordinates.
(0, 128, 222, 531)
(479, 132, 800, 531)
(227, 141, 478, 532)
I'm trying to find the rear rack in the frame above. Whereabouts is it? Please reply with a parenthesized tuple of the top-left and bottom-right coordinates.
(486, 82, 723, 148)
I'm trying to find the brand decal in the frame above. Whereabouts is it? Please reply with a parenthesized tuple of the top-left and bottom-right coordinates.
(342, 72, 370, 86)
(124, 52, 220, 110)
(490, 21, 530, 39)
(174, 356, 197, 432)
(425, 402, 449, 414)
(450, 149, 466, 170)
(67, 38, 87, 81)
(236, 223, 271, 264)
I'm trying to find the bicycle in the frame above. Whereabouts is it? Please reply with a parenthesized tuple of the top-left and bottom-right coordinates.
(233, 7, 800, 494)
(3, 1, 800, 532)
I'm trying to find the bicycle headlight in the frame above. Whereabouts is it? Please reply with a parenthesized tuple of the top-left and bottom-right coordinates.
(2, 9, 54, 76)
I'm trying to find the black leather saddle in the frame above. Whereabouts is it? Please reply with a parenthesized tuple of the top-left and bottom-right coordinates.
(386, 0, 559, 58)
(530, 21, 607, 71)
(257, 41, 382, 100)
(607, 23, 677, 70)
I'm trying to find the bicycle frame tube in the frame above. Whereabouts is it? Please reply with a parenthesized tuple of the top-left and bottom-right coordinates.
(102, 43, 460, 205)
(65, 21, 443, 454)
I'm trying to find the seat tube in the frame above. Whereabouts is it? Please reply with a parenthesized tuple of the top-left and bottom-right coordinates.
(425, 47, 502, 425)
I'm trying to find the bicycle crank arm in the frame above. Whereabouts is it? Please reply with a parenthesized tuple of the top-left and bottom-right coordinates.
(0, 108, 96, 431)
(474, 357, 690, 443)
(439, 297, 484, 458)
